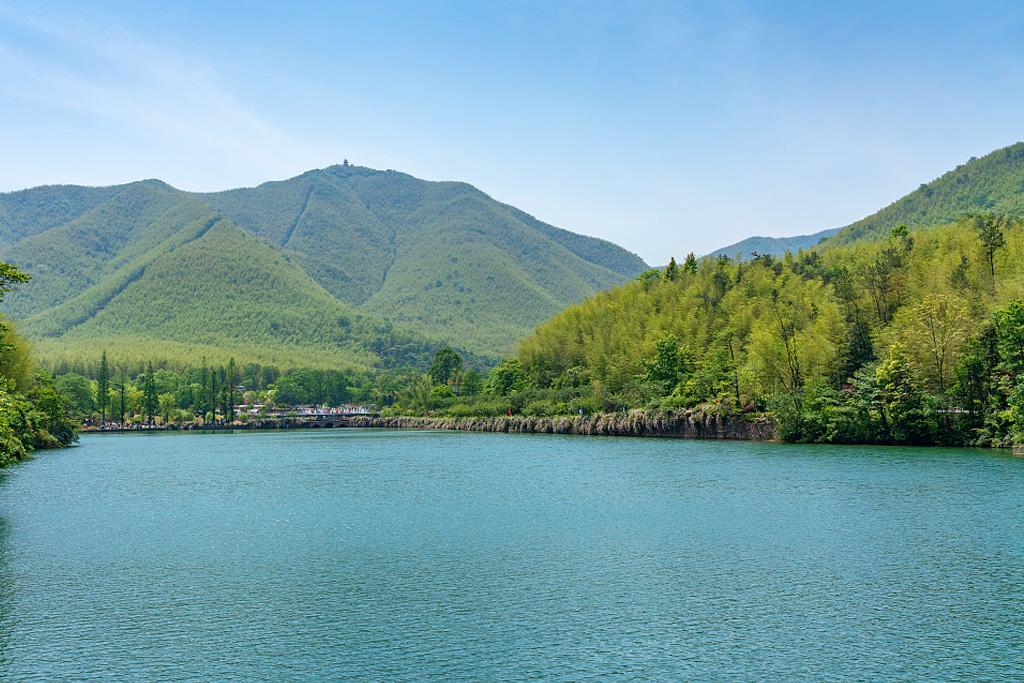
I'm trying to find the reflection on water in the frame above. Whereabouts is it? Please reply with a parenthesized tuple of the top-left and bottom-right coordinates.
(0, 431, 1022, 681)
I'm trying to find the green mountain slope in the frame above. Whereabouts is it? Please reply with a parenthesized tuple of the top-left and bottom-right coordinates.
(505, 218, 1024, 446)
(706, 228, 840, 260)
(0, 184, 122, 246)
(201, 166, 647, 343)
(829, 142, 1024, 245)
(0, 165, 647, 365)
(24, 220, 441, 369)
(702, 142, 1024, 260)
(3, 182, 214, 318)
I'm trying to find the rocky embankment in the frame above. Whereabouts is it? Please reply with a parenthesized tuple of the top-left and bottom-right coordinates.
(348, 409, 776, 440)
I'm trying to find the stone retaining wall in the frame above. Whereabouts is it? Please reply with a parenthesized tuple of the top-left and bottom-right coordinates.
(348, 410, 776, 440)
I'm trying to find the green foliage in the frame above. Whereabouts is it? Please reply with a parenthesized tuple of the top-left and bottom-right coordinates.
(97, 350, 109, 421)
(428, 347, 463, 385)
(492, 217, 1024, 446)
(1, 166, 646, 365)
(55, 373, 94, 417)
(1009, 377, 1024, 443)
(972, 213, 1007, 282)
(460, 369, 484, 396)
(642, 334, 693, 388)
(142, 362, 158, 425)
(394, 374, 435, 414)
(829, 142, 1024, 245)
(0, 260, 77, 464)
(0, 324, 35, 392)
(664, 257, 679, 282)
(486, 359, 527, 395)
(24, 374, 78, 449)
(994, 300, 1024, 372)
(875, 344, 934, 444)
(682, 252, 698, 274)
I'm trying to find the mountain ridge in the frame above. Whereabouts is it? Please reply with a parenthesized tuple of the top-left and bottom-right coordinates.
(0, 165, 648, 367)
(705, 228, 840, 260)
(705, 142, 1024, 260)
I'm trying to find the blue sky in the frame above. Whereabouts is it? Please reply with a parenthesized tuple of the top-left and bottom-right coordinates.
(1, 1, 1022, 262)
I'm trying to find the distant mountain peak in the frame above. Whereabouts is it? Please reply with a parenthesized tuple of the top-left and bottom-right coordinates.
(828, 141, 1024, 245)
(706, 141, 1024, 259)
(0, 165, 648, 367)
(706, 228, 840, 260)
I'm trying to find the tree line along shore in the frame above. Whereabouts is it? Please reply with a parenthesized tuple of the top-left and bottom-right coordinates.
(3, 214, 1024, 462)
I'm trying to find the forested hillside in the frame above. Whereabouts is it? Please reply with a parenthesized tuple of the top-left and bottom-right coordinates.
(0, 165, 646, 366)
(401, 216, 1024, 448)
(828, 142, 1024, 245)
(0, 263, 77, 466)
(23, 221, 444, 370)
(703, 142, 1024, 261)
(201, 165, 646, 352)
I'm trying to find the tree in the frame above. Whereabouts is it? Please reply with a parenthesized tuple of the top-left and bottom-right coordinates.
(683, 252, 698, 274)
(949, 253, 971, 291)
(953, 322, 1000, 436)
(273, 373, 311, 406)
(0, 325, 33, 391)
(242, 362, 262, 390)
(890, 294, 971, 394)
(199, 358, 210, 416)
(97, 350, 110, 423)
(226, 357, 238, 422)
(0, 262, 31, 301)
(402, 375, 434, 413)
(1009, 377, 1024, 444)
(429, 347, 463, 385)
(117, 369, 127, 426)
(863, 225, 913, 324)
(158, 393, 177, 425)
(208, 367, 218, 421)
(876, 344, 931, 444)
(261, 365, 281, 389)
(486, 359, 526, 395)
(643, 334, 692, 387)
(994, 299, 1024, 373)
(972, 213, 1006, 287)
(55, 373, 94, 417)
(321, 370, 351, 405)
(143, 362, 158, 425)
(664, 257, 679, 282)
(461, 369, 484, 396)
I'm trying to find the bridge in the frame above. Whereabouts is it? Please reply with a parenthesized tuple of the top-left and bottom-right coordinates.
(245, 412, 380, 429)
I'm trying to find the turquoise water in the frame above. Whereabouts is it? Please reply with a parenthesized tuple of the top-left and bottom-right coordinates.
(1, 431, 1022, 681)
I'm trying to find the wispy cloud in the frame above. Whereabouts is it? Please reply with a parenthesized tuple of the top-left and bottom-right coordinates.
(0, 4, 321, 188)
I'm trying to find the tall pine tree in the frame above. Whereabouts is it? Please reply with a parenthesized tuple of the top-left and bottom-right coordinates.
(226, 357, 238, 423)
(143, 362, 158, 425)
(209, 369, 218, 423)
(199, 357, 209, 415)
(117, 368, 126, 426)
(97, 350, 110, 423)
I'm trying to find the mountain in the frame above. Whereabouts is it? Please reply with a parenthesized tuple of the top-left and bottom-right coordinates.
(706, 228, 840, 260)
(828, 141, 1024, 245)
(704, 142, 1024, 260)
(0, 166, 646, 368)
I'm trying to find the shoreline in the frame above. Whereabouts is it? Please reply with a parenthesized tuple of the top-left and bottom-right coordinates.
(76, 415, 1024, 451)
(347, 412, 777, 440)
(82, 410, 776, 441)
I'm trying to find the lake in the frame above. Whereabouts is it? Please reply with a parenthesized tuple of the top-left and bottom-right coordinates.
(1, 430, 1022, 680)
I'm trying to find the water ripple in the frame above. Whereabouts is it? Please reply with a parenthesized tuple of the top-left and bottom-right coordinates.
(0, 432, 1022, 680)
